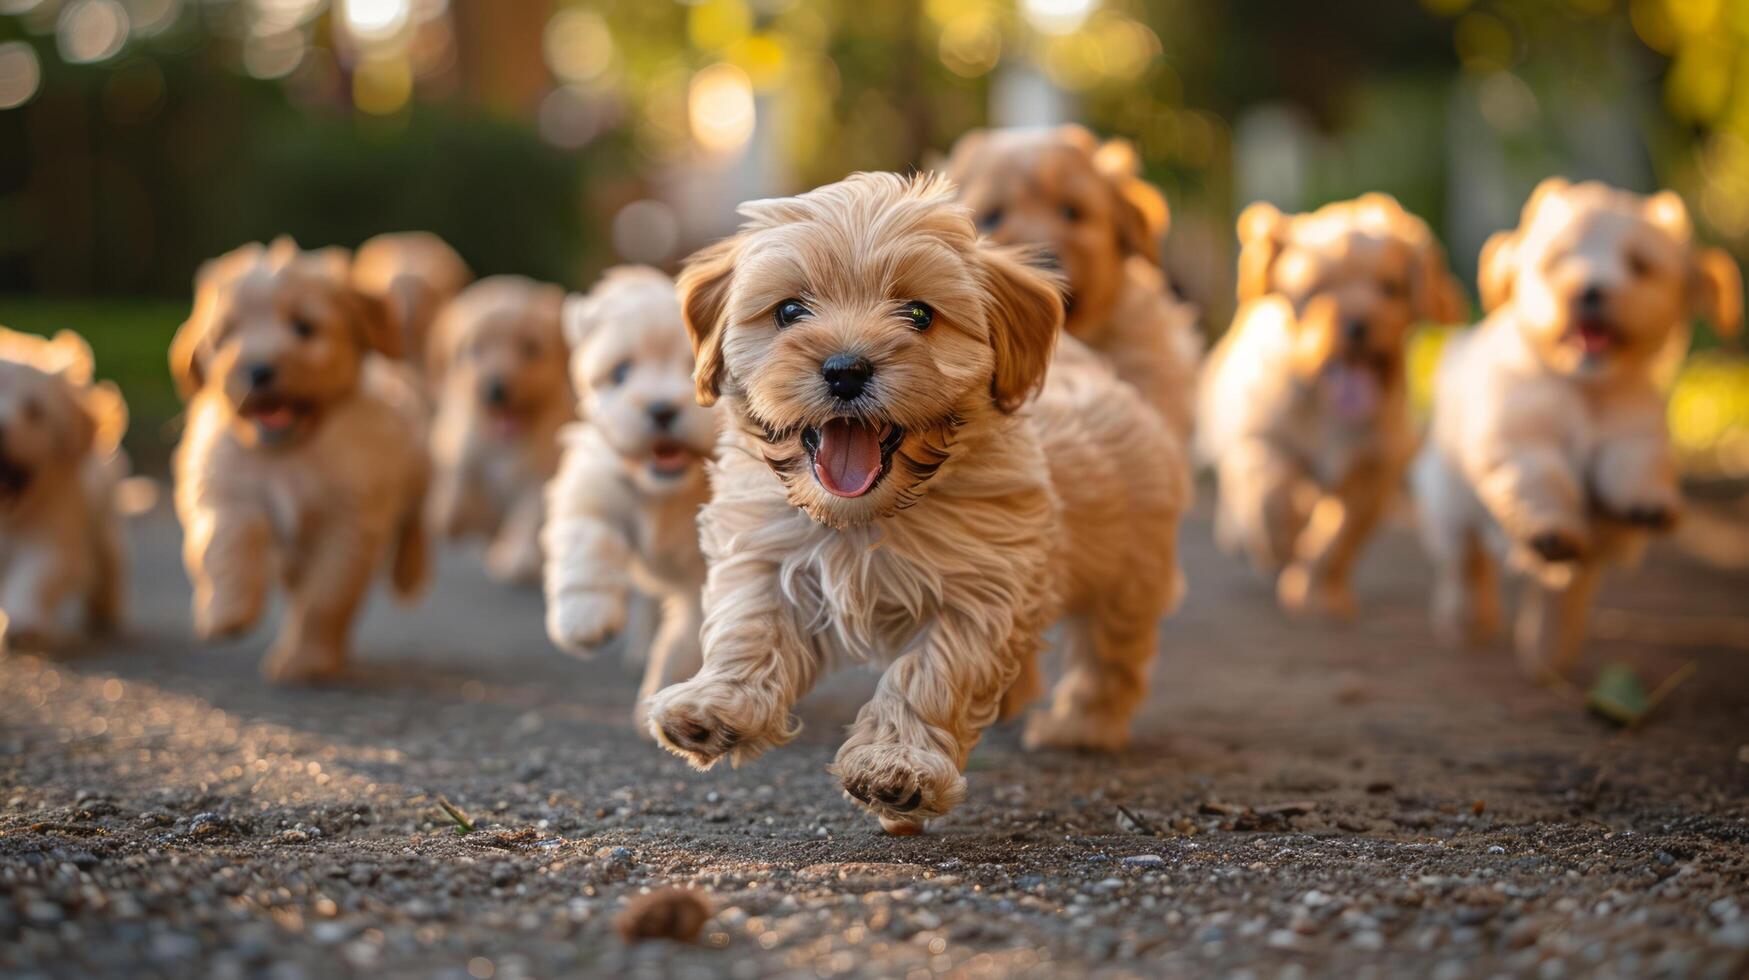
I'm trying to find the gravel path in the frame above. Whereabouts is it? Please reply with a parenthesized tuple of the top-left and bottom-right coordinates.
(2, 498, 1747, 979)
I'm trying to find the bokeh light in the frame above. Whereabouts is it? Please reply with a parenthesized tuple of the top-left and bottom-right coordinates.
(125, 0, 182, 37)
(0, 40, 42, 110)
(341, 0, 410, 42)
(57, 0, 131, 65)
(1020, 0, 1096, 36)
(544, 8, 614, 85)
(353, 56, 412, 114)
(688, 62, 755, 156)
(612, 199, 681, 265)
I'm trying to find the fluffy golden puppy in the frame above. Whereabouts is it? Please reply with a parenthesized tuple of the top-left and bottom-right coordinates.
(170, 237, 430, 684)
(351, 232, 472, 371)
(1198, 193, 1465, 619)
(0, 327, 128, 650)
(643, 173, 1188, 834)
(943, 124, 1202, 436)
(425, 276, 572, 584)
(1414, 179, 1741, 677)
(543, 267, 719, 727)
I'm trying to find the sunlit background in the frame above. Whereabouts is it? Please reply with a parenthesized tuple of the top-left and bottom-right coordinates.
(0, 0, 1746, 473)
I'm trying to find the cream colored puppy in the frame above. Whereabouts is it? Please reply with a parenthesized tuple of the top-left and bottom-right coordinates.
(426, 276, 572, 584)
(171, 238, 430, 684)
(351, 231, 472, 371)
(644, 173, 1188, 834)
(1415, 179, 1741, 677)
(944, 124, 1202, 437)
(1199, 194, 1464, 619)
(0, 328, 128, 650)
(542, 267, 718, 725)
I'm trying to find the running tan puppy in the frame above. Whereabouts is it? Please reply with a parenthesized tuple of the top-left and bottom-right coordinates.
(351, 232, 472, 371)
(644, 173, 1188, 834)
(1198, 194, 1464, 619)
(944, 124, 1202, 437)
(0, 327, 128, 650)
(1414, 179, 1741, 677)
(171, 238, 430, 684)
(426, 276, 571, 584)
(543, 267, 717, 726)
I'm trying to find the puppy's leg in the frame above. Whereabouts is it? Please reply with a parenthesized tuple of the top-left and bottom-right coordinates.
(1513, 561, 1602, 680)
(1474, 447, 1589, 565)
(1278, 457, 1395, 621)
(633, 590, 704, 738)
(261, 524, 380, 684)
(644, 556, 820, 769)
(1217, 438, 1305, 577)
(998, 645, 1043, 721)
(85, 515, 125, 636)
(1430, 526, 1500, 648)
(833, 611, 1026, 833)
(1, 546, 78, 649)
(426, 462, 488, 540)
(1023, 606, 1158, 753)
(485, 488, 545, 585)
(542, 490, 634, 655)
(182, 504, 272, 641)
(1591, 429, 1681, 531)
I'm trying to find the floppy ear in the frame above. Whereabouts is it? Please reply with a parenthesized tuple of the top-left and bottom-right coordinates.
(1094, 139, 1168, 263)
(83, 380, 129, 457)
(46, 331, 97, 386)
(170, 267, 217, 401)
(1414, 240, 1468, 325)
(973, 243, 1063, 413)
(1236, 201, 1288, 305)
(940, 128, 988, 183)
(1477, 230, 1518, 313)
(560, 291, 601, 351)
(349, 288, 402, 360)
(676, 236, 741, 407)
(1691, 246, 1743, 340)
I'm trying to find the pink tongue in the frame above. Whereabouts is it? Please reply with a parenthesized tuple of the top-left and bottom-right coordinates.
(1578, 323, 1612, 355)
(257, 406, 296, 431)
(1327, 366, 1379, 423)
(814, 419, 882, 498)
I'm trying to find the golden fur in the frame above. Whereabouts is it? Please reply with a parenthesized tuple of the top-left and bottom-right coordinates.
(543, 267, 719, 729)
(426, 276, 572, 584)
(643, 173, 1188, 834)
(943, 124, 1203, 436)
(1199, 193, 1464, 619)
(351, 231, 473, 372)
(0, 327, 128, 650)
(170, 238, 430, 684)
(1414, 179, 1742, 677)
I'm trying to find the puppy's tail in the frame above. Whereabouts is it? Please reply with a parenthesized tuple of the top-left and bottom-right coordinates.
(389, 506, 431, 602)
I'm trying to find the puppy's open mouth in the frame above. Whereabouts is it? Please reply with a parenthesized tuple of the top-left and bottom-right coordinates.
(238, 394, 310, 436)
(648, 439, 696, 479)
(0, 457, 31, 500)
(1573, 318, 1617, 356)
(802, 418, 904, 498)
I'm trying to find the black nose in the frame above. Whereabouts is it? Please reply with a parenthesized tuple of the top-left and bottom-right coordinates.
(1581, 284, 1605, 313)
(247, 364, 276, 389)
(1035, 248, 1063, 272)
(648, 402, 678, 431)
(1345, 319, 1368, 345)
(821, 354, 873, 402)
(484, 379, 508, 406)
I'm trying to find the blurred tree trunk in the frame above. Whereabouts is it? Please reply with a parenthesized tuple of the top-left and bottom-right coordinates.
(450, 0, 554, 116)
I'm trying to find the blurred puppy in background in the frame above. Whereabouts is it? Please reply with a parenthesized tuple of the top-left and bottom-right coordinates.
(170, 238, 430, 683)
(1199, 194, 1464, 619)
(944, 124, 1202, 437)
(351, 232, 473, 375)
(542, 267, 718, 727)
(1415, 179, 1741, 677)
(0, 327, 129, 650)
(426, 276, 571, 584)
(643, 173, 1187, 834)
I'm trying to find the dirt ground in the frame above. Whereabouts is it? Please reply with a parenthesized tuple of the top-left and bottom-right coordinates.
(2, 495, 1747, 979)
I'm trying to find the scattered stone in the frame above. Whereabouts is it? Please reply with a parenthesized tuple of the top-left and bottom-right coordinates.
(616, 887, 711, 944)
(1121, 854, 1166, 868)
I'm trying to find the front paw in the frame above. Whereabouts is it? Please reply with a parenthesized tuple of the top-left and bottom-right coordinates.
(1276, 564, 1356, 622)
(193, 589, 259, 641)
(645, 677, 790, 769)
(485, 540, 542, 585)
(1611, 501, 1680, 531)
(260, 640, 346, 686)
(1525, 528, 1587, 564)
(545, 591, 626, 656)
(831, 741, 966, 832)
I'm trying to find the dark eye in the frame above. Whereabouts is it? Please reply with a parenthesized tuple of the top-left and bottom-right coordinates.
(1380, 278, 1405, 300)
(899, 301, 934, 331)
(607, 360, 631, 385)
(977, 209, 1003, 232)
(1626, 252, 1651, 278)
(291, 317, 315, 339)
(774, 299, 811, 328)
(1060, 204, 1080, 223)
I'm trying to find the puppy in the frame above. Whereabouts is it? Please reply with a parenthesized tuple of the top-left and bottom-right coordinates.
(644, 173, 1188, 834)
(944, 124, 1202, 437)
(1414, 179, 1741, 677)
(0, 327, 128, 650)
(170, 237, 430, 683)
(542, 267, 718, 726)
(426, 276, 572, 584)
(1197, 194, 1465, 619)
(351, 232, 473, 371)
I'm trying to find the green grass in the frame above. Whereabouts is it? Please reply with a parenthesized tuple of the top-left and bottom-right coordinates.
(0, 296, 186, 468)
